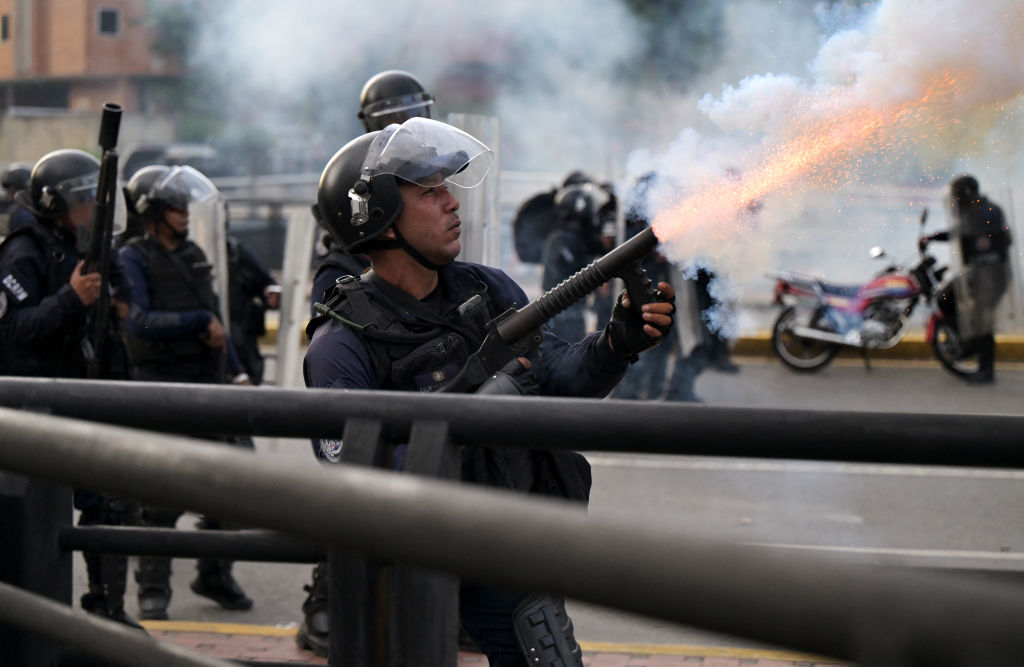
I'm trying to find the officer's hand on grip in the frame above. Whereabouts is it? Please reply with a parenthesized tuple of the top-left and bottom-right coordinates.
(202, 314, 227, 351)
(69, 260, 102, 307)
(606, 281, 675, 361)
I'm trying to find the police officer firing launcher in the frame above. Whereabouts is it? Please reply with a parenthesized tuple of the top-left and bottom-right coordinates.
(304, 117, 676, 666)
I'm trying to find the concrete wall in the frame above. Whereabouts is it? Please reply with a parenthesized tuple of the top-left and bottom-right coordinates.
(0, 109, 173, 162)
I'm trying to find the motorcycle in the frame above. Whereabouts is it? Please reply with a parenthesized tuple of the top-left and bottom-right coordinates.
(766, 208, 980, 377)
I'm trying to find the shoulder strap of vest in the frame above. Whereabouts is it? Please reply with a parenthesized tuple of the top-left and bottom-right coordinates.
(1, 223, 71, 294)
(361, 270, 486, 346)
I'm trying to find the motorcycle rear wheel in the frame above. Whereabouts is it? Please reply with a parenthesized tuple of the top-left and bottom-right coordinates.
(931, 319, 981, 378)
(771, 307, 839, 372)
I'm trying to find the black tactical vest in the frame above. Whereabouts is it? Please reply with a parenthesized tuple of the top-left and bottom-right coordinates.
(306, 270, 593, 502)
(0, 222, 83, 376)
(123, 237, 222, 373)
(307, 271, 492, 392)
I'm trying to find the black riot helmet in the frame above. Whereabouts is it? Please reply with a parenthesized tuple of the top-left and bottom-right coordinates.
(15, 149, 100, 218)
(555, 181, 613, 254)
(124, 165, 177, 222)
(1, 162, 31, 192)
(314, 117, 493, 255)
(358, 70, 434, 132)
(950, 174, 980, 203)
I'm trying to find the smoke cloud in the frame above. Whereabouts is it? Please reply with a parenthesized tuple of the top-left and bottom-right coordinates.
(627, 0, 1023, 320)
(193, 0, 1023, 332)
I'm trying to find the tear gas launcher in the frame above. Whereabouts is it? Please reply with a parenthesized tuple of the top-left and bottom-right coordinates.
(441, 226, 662, 393)
(83, 103, 122, 379)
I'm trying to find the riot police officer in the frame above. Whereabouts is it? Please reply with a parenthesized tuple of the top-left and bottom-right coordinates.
(921, 174, 1014, 383)
(310, 70, 436, 316)
(0, 161, 33, 236)
(303, 118, 675, 665)
(118, 165, 254, 619)
(301, 68, 438, 653)
(0, 149, 142, 628)
(540, 179, 613, 341)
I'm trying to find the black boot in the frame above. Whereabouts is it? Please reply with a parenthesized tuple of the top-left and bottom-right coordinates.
(135, 556, 172, 620)
(967, 335, 996, 384)
(191, 559, 253, 611)
(81, 553, 146, 630)
(296, 561, 329, 656)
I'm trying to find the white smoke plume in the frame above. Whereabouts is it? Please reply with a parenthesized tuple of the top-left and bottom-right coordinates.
(631, 0, 1024, 307)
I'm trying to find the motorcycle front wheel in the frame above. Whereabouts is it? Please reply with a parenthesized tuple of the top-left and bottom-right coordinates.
(931, 318, 981, 378)
(771, 307, 839, 372)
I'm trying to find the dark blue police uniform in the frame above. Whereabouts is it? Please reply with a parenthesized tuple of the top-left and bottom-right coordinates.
(304, 259, 627, 664)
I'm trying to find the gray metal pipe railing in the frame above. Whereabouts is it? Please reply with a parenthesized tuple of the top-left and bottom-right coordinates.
(3, 406, 1024, 664)
(0, 580, 232, 667)
(0, 377, 1022, 467)
(59, 526, 322, 562)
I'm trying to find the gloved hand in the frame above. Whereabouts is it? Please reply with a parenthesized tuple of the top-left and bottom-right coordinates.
(475, 357, 541, 396)
(605, 281, 675, 362)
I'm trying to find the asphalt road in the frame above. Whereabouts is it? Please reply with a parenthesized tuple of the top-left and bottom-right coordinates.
(72, 357, 1024, 648)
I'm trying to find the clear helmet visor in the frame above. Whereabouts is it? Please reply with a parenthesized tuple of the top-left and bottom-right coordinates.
(152, 165, 222, 210)
(369, 117, 493, 189)
(58, 171, 126, 234)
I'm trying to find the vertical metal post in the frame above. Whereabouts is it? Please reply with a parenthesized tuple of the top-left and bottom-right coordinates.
(0, 472, 72, 665)
(329, 418, 387, 667)
(392, 421, 459, 666)
(327, 418, 460, 667)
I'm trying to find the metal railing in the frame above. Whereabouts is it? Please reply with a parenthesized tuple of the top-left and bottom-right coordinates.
(2, 378, 1024, 666)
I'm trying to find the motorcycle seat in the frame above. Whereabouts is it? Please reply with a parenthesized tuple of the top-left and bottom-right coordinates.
(817, 282, 861, 297)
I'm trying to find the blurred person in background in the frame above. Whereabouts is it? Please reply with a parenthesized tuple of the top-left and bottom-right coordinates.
(119, 165, 254, 620)
(920, 174, 1013, 384)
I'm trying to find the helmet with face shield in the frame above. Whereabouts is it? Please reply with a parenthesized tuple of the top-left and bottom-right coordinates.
(357, 70, 434, 132)
(1, 162, 31, 193)
(17, 149, 100, 218)
(314, 117, 493, 255)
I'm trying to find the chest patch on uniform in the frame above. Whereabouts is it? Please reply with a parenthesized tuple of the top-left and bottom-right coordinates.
(319, 439, 343, 463)
(2, 274, 28, 302)
(432, 369, 446, 383)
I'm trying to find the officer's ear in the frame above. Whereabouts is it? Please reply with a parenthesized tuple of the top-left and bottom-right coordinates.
(381, 228, 397, 240)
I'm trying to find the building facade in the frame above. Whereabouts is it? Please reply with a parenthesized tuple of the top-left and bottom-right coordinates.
(0, 0, 181, 113)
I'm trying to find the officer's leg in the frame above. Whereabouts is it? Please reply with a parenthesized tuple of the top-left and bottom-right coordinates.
(459, 583, 527, 666)
(295, 561, 330, 656)
(189, 435, 254, 610)
(969, 334, 996, 383)
(135, 505, 181, 620)
(77, 492, 145, 630)
(190, 516, 253, 611)
(512, 593, 584, 667)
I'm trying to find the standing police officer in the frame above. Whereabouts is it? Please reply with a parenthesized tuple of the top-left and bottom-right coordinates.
(0, 161, 33, 236)
(118, 165, 254, 619)
(299, 68, 438, 655)
(304, 118, 675, 665)
(0, 149, 142, 628)
(310, 70, 435, 317)
(921, 174, 1014, 383)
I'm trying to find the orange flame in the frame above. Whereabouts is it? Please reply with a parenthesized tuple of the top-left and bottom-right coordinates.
(652, 70, 963, 243)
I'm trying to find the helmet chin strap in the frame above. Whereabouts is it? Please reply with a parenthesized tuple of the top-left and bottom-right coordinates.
(159, 215, 188, 242)
(391, 226, 442, 271)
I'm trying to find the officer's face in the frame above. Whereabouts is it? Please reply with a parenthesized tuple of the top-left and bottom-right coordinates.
(163, 206, 190, 236)
(394, 181, 461, 264)
(65, 197, 95, 230)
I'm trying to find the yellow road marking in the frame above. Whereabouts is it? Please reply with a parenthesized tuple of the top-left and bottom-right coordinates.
(141, 621, 845, 662)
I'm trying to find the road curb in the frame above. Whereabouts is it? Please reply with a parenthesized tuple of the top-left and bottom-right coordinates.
(734, 332, 1024, 361)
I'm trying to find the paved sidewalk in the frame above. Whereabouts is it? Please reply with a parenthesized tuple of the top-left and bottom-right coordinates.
(144, 621, 849, 666)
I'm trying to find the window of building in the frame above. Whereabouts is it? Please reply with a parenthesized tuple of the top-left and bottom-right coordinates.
(97, 7, 120, 36)
(1, 15, 9, 42)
